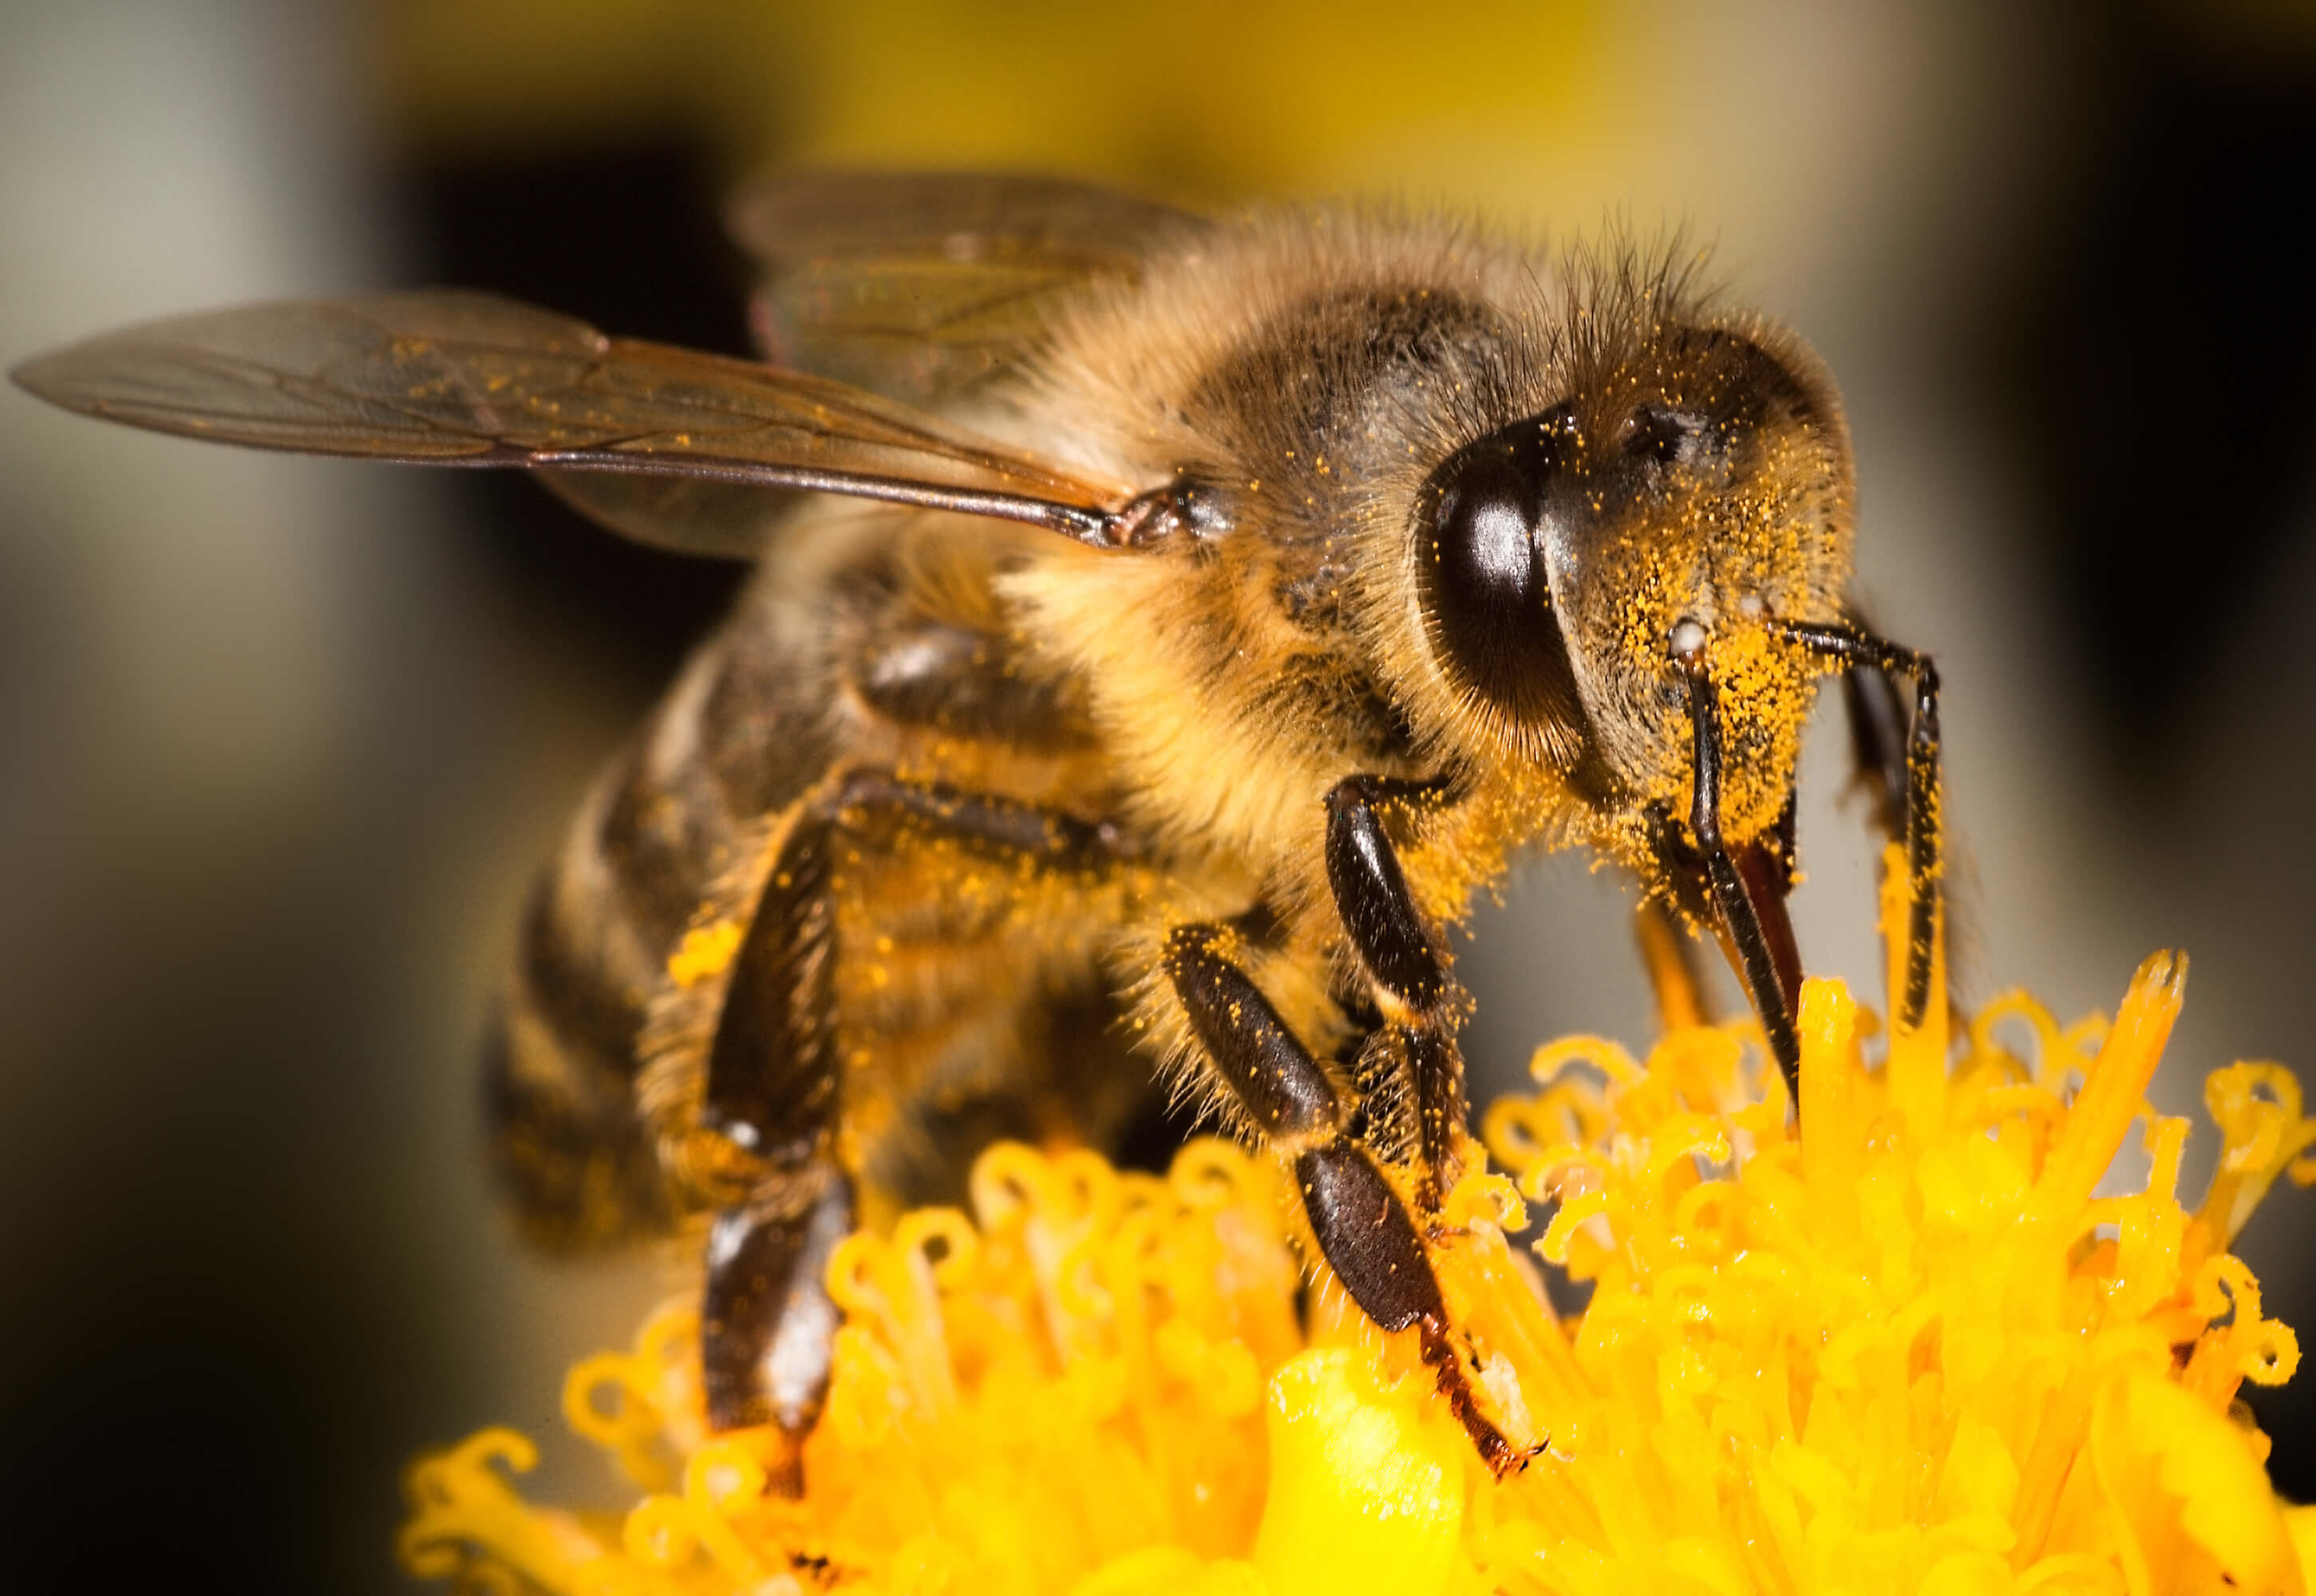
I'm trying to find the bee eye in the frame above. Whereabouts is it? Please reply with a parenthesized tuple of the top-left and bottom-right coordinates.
(1417, 409, 1587, 731)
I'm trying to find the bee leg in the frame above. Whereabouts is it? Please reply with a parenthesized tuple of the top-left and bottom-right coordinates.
(1844, 651, 1941, 1025)
(1163, 923, 1529, 1476)
(694, 785, 847, 1446)
(1841, 646, 1911, 843)
(1322, 776, 1466, 1207)
(1772, 619, 1944, 1026)
(1897, 663, 1944, 1024)
(697, 769, 1127, 1444)
(700, 1164, 854, 1455)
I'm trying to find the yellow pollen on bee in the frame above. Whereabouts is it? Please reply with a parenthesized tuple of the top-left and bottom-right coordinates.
(666, 921, 743, 988)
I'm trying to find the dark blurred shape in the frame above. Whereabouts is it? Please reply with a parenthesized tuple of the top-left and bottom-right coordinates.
(397, 138, 753, 701)
(404, 136, 751, 356)
(2001, 5, 2316, 785)
(2241, 1207, 2316, 1496)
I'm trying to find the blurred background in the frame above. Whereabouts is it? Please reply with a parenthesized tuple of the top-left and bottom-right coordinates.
(4, 1, 2313, 1590)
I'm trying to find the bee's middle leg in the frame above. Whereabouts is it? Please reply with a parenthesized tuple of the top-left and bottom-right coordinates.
(1322, 776, 1471, 1207)
(1162, 920, 1524, 1475)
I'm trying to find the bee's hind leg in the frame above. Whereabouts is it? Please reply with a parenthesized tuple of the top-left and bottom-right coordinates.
(699, 1164, 854, 1467)
(694, 768, 1130, 1465)
(1162, 919, 1528, 1476)
(693, 784, 852, 1453)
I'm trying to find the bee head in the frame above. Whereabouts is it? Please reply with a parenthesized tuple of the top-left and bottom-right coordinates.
(1412, 318, 1852, 849)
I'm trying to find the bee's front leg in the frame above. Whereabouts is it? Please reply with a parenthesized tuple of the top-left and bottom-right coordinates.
(1162, 920, 1527, 1476)
(1777, 616, 1944, 1025)
(1840, 642, 1911, 843)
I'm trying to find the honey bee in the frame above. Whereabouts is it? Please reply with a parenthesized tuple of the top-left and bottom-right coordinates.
(12, 172, 1940, 1476)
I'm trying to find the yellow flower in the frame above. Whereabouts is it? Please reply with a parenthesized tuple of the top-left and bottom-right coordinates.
(401, 852, 2316, 1596)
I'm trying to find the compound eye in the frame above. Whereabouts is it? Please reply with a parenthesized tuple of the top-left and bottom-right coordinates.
(1417, 412, 1586, 730)
(1437, 460, 1539, 614)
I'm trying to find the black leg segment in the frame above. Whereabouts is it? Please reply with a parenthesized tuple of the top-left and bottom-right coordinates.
(1399, 1027, 1464, 1211)
(705, 770, 1128, 1153)
(1162, 918, 1528, 1475)
(1841, 652, 1911, 843)
(1324, 776, 1448, 1013)
(1769, 618, 1943, 1027)
(1322, 775, 1470, 1201)
(701, 1167, 855, 1437)
(1293, 1139, 1444, 1332)
(1164, 925, 1342, 1142)
(703, 815, 839, 1158)
(697, 768, 1132, 1448)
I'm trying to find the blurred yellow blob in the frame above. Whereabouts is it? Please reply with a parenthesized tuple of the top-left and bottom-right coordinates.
(1251, 1349, 1468, 1596)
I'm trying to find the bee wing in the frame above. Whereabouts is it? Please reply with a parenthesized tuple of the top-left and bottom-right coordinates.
(729, 169, 1208, 404)
(10, 290, 1134, 558)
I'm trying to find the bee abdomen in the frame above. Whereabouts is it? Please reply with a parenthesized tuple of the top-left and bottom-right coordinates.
(484, 963, 673, 1251)
(488, 619, 832, 1249)
(487, 765, 696, 1250)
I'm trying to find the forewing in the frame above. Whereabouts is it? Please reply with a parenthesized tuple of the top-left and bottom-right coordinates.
(11, 291, 1132, 557)
(729, 170, 1207, 404)
(532, 470, 805, 559)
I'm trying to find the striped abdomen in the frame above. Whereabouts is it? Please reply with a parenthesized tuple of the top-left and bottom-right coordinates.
(488, 573, 835, 1250)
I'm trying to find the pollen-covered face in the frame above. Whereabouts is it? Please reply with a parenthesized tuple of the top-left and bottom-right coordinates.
(1413, 319, 1853, 846)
